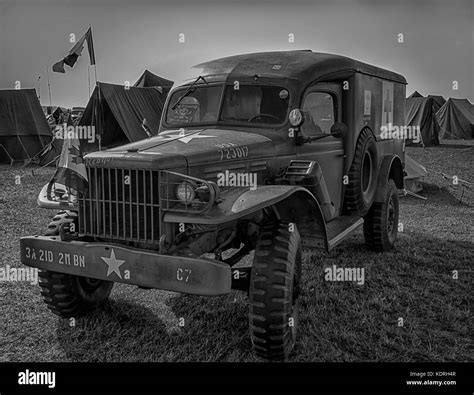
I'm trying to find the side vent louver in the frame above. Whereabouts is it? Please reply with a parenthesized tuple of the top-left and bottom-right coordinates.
(285, 160, 315, 176)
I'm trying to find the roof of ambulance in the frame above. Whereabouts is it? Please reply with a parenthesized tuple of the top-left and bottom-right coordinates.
(189, 50, 407, 85)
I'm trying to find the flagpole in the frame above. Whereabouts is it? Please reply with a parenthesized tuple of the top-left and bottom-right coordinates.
(88, 65, 91, 97)
(94, 64, 98, 85)
(88, 24, 100, 149)
(89, 24, 98, 84)
(37, 76, 41, 101)
(46, 66, 52, 106)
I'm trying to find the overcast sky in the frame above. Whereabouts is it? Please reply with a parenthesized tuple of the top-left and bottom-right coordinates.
(0, 0, 472, 108)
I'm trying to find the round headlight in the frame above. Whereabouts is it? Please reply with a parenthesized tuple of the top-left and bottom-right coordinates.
(289, 109, 304, 127)
(176, 181, 196, 204)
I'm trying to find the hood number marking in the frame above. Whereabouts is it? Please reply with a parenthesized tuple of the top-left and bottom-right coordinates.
(218, 146, 248, 161)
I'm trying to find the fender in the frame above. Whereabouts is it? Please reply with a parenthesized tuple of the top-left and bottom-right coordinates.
(163, 185, 328, 250)
(374, 154, 404, 201)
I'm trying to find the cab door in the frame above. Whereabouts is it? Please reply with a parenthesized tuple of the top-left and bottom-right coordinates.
(296, 83, 345, 214)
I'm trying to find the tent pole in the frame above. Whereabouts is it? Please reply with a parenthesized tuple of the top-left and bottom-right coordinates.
(46, 66, 52, 107)
(96, 82, 102, 151)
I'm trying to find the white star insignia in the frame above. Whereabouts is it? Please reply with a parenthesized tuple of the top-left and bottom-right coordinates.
(101, 249, 125, 279)
(160, 130, 215, 144)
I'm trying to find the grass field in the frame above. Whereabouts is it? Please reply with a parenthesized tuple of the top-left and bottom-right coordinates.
(0, 140, 472, 362)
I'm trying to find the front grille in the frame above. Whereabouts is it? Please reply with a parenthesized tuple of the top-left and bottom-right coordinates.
(79, 167, 161, 245)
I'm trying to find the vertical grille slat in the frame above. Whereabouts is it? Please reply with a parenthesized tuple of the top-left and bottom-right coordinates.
(79, 166, 160, 246)
(101, 168, 106, 236)
(144, 170, 148, 242)
(88, 167, 93, 234)
(94, 167, 100, 236)
(108, 168, 112, 238)
(115, 169, 119, 238)
(135, 169, 139, 241)
(151, 169, 154, 242)
(121, 168, 126, 240)
(128, 169, 133, 240)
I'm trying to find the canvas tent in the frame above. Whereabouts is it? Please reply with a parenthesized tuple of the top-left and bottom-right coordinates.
(134, 70, 173, 89)
(79, 82, 169, 152)
(436, 98, 474, 140)
(42, 106, 67, 122)
(0, 89, 57, 164)
(427, 95, 446, 110)
(408, 91, 423, 98)
(405, 96, 440, 146)
(404, 154, 428, 193)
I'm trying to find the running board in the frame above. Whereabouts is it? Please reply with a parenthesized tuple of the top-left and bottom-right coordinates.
(326, 216, 364, 251)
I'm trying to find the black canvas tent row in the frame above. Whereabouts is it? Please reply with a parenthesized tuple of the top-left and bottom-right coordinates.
(134, 70, 173, 89)
(0, 89, 59, 165)
(79, 81, 170, 152)
(405, 96, 440, 146)
(436, 98, 474, 140)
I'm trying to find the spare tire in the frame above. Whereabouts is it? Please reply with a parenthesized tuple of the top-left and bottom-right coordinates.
(344, 128, 378, 216)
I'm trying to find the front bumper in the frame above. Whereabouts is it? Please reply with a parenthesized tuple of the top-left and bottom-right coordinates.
(20, 236, 231, 296)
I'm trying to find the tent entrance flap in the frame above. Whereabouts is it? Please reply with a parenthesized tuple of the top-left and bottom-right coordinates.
(405, 97, 440, 146)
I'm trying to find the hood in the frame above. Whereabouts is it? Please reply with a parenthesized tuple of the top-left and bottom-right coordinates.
(85, 128, 275, 169)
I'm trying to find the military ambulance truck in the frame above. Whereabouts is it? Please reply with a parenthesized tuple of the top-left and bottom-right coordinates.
(21, 50, 406, 360)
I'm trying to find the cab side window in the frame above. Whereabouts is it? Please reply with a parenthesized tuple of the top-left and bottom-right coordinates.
(301, 92, 335, 136)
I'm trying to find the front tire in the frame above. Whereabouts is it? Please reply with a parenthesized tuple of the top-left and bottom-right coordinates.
(249, 221, 302, 360)
(39, 210, 113, 318)
(363, 179, 399, 251)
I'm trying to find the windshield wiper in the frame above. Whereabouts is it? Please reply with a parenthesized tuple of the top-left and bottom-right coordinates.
(171, 75, 208, 111)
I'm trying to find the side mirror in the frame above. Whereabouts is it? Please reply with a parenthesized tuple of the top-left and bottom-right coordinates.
(330, 122, 348, 139)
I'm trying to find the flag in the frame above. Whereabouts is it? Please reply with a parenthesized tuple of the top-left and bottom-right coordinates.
(51, 116, 88, 194)
(52, 27, 95, 73)
(52, 60, 66, 73)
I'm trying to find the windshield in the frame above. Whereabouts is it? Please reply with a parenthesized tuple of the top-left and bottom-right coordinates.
(165, 84, 290, 126)
(221, 85, 289, 124)
(166, 85, 223, 125)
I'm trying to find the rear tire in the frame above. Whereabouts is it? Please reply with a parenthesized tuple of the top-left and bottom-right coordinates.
(345, 128, 378, 216)
(39, 211, 113, 318)
(363, 179, 399, 251)
(249, 221, 302, 360)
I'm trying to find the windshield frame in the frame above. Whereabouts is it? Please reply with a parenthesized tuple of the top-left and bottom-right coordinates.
(162, 82, 292, 129)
